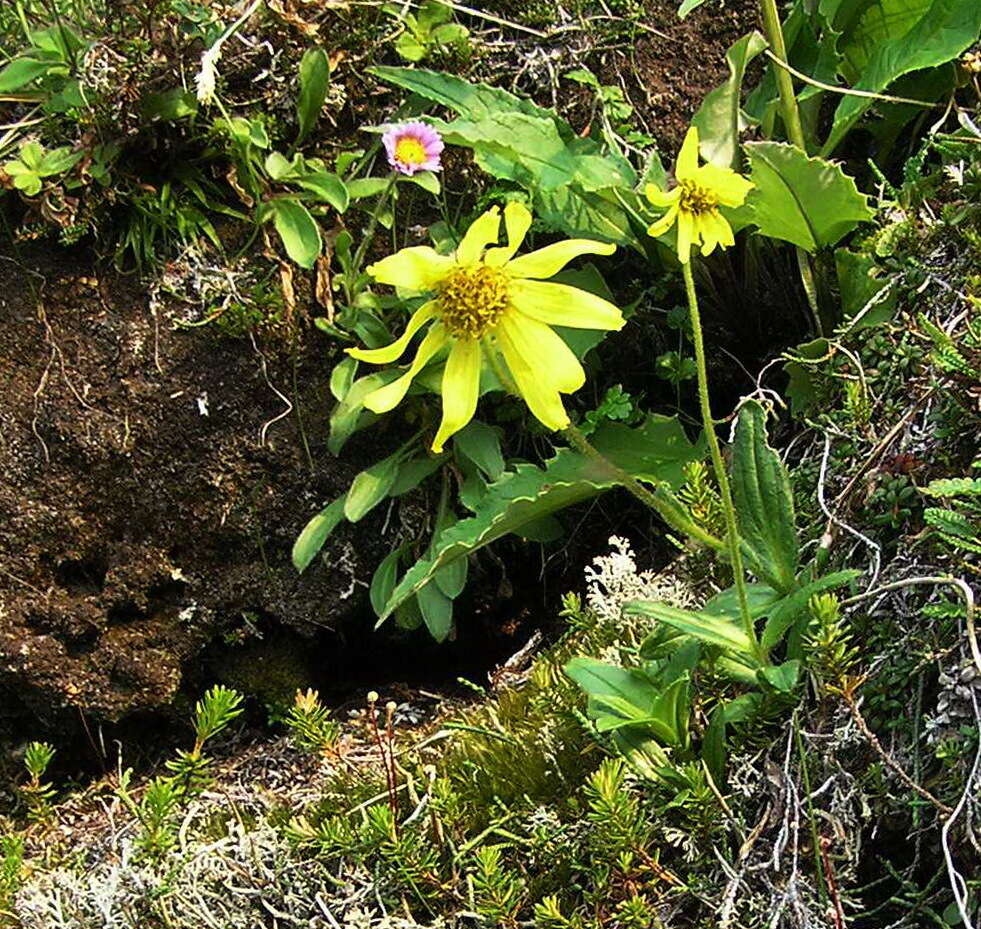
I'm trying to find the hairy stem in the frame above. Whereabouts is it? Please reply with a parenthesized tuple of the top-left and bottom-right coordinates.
(682, 261, 761, 660)
(563, 424, 725, 553)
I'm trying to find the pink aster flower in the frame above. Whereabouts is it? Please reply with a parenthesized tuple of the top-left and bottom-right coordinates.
(382, 122, 444, 176)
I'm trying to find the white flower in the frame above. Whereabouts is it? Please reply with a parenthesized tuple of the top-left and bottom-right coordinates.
(194, 44, 222, 104)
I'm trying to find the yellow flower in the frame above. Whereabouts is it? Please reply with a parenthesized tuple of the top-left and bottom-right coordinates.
(348, 202, 625, 453)
(645, 126, 753, 263)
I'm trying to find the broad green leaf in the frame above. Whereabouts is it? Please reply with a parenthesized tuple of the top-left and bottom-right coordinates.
(761, 569, 860, 649)
(835, 248, 897, 329)
(623, 600, 755, 655)
(732, 400, 799, 594)
(344, 452, 402, 522)
(0, 57, 52, 92)
(692, 31, 768, 169)
(565, 658, 659, 715)
(758, 659, 801, 693)
(590, 414, 706, 487)
(702, 705, 726, 786)
(369, 65, 559, 125)
(370, 546, 405, 617)
(378, 416, 701, 619)
(534, 184, 646, 253)
(432, 113, 577, 191)
(296, 47, 330, 145)
(417, 580, 453, 641)
(822, 0, 981, 155)
(346, 177, 391, 200)
(703, 583, 782, 619)
(678, 0, 712, 15)
(434, 556, 468, 599)
(744, 142, 873, 251)
(292, 496, 346, 572)
(395, 594, 424, 631)
(390, 455, 446, 496)
(840, 0, 931, 78)
(330, 357, 358, 401)
(402, 170, 440, 195)
(328, 369, 402, 454)
(141, 88, 197, 121)
(296, 171, 349, 213)
(269, 199, 322, 268)
(455, 421, 505, 481)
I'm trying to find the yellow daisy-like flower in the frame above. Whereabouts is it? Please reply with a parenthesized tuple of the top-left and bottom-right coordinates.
(348, 201, 625, 452)
(645, 126, 753, 263)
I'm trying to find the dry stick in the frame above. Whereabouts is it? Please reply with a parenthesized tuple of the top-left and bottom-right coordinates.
(763, 49, 937, 109)
(842, 686, 953, 816)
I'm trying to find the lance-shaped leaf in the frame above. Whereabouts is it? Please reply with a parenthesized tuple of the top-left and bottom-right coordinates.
(692, 31, 768, 170)
(378, 416, 701, 620)
(732, 400, 799, 594)
(744, 142, 873, 251)
(296, 47, 330, 145)
(623, 600, 755, 657)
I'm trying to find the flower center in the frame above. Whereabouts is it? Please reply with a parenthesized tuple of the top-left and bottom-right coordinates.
(678, 179, 719, 215)
(394, 137, 428, 166)
(437, 266, 510, 339)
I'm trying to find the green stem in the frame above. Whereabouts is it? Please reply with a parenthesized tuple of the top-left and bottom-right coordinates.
(563, 424, 725, 554)
(348, 175, 398, 304)
(758, 0, 807, 151)
(759, 0, 825, 336)
(682, 261, 762, 660)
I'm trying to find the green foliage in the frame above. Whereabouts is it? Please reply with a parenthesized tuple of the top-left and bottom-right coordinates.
(117, 685, 244, 857)
(385, 1, 470, 63)
(285, 689, 339, 754)
(20, 742, 56, 822)
(471, 845, 525, 926)
(295, 47, 330, 146)
(731, 399, 799, 594)
(922, 470, 981, 554)
(3, 141, 80, 196)
(743, 142, 874, 252)
(803, 593, 858, 693)
(0, 834, 25, 913)
(691, 31, 768, 169)
(377, 416, 703, 627)
(369, 66, 645, 251)
(821, 0, 981, 155)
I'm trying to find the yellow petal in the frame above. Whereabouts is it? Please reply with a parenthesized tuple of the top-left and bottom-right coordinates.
(676, 126, 700, 181)
(647, 203, 679, 240)
(509, 279, 624, 332)
(696, 212, 720, 257)
(645, 184, 680, 208)
(495, 319, 572, 431)
(498, 311, 584, 395)
(347, 301, 437, 364)
(676, 210, 694, 263)
(432, 338, 482, 452)
(484, 201, 532, 267)
(710, 210, 735, 248)
(697, 163, 753, 207)
(455, 206, 501, 265)
(363, 325, 448, 413)
(504, 238, 616, 280)
(368, 246, 455, 291)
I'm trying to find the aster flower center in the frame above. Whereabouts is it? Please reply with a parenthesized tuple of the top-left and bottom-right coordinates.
(678, 179, 719, 216)
(394, 137, 428, 166)
(437, 266, 510, 340)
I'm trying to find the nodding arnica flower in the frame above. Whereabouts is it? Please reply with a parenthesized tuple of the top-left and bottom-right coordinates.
(382, 121, 444, 175)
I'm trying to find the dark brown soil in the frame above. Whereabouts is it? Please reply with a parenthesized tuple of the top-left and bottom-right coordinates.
(0, 243, 386, 728)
